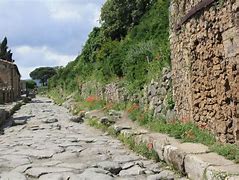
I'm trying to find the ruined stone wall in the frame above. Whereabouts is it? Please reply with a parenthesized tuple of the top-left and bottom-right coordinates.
(170, 0, 239, 143)
(0, 59, 21, 104)
(78, 67, 174, 120)
(12, 68, 21, 100)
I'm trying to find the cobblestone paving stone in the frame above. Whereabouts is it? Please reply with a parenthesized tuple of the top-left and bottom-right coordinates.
(0, 97, 186, 180)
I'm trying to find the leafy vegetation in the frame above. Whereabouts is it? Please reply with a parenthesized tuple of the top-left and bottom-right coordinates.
(30, 67, 57, 86)
(26, 80, 37, 89)
(211, 143, 239, 163)
(118, 134, 160, 162)
(0, 37, 14, 62)
(49, 0, 170, 94)
(100, 0, 154, 39)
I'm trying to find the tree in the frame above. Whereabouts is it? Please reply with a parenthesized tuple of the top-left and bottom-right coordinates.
(30, 67, 57, 86)
(100, 0, 153, 40)
(0, 37, 13, 62)
(26, 80, 36, 89)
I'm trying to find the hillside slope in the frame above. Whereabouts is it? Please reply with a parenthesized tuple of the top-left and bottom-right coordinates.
(49, 0, 170, 95)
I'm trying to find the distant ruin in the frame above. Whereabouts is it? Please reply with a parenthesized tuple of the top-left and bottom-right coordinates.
(0, 59, 21, 104)
(170, 0, 239, 143)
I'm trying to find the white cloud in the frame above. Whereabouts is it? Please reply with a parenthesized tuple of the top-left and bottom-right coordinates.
(0, 0, 105, 79)
(13, 45, 76, 79)
(45, 0, 101, 26)
(19, 67, 36, 80)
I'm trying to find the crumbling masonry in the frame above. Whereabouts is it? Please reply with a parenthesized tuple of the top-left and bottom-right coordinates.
(0, 59, 21, 104)
(170, 0, 239, 143)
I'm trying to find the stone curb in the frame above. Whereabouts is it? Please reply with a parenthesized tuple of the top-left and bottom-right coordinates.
(0, 100, 26, 127)
(85, 111, 239, 180)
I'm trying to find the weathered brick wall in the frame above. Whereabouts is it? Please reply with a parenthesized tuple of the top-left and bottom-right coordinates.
(0, 60, 21, 104)
(170, 0, 239, 143)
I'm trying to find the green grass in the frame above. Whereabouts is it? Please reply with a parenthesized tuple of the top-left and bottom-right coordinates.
(127, 107, 239, 163)
(37, 86, 48, 96)
(72, 100, 106, 115)
(87, 118, 118, 137)
(211, 143, 239, 163)
(47, 89, 66, 105)
(148, 121, 216, 145)
(10, 102, 23, 115)
(118, 134, 160, 162)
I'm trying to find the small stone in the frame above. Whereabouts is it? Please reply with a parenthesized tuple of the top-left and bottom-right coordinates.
(13, 164, 32, 173)
(146, 164, 161, 173)
(122, 162, 135, 170)
(114, 125, 132, 133)
(0, 155, 32, 168)
(119, 165, 145, 176)
(42, 118, 58, 124)
(39, 172, 75, 180)
(70, 116, 84, 123)
(100, 116, 114, 125)
(108, 110, 122, 118)
(73, 170, 113, 180)
(39, 173, 66, 180)
(97, 161, 122, 174)
(147, 170, 175, 180)
(25, 167, 73, 178)
(13, 119, 27, 126)
(113, 154, 140, 163)
(52, 152, 78, 160)
(50, 124, 61, 130)
(57, 162, 88, 170)
(166, 110, 177, 123)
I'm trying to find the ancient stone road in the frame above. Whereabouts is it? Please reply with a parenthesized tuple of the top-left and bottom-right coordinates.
(0, 97, 183, 180)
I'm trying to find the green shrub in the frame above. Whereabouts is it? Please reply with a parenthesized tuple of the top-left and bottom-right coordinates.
(49, 0, 170, 95)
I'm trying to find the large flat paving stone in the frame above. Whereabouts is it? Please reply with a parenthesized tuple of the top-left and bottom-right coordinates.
(25, 167, 74, 178)
(0, 171, 27, 180)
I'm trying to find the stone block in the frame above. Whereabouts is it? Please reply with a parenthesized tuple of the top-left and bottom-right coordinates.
(206, 165, 239, 180)
(152, 136, 169, 161)
(0, 109, 6, 125)
(177, 143, 210, 154)
(228, 176, 239, 180)
(185, 153, 234, 180)
(223, 27, 239, 58)
(163, 145, 185, 173)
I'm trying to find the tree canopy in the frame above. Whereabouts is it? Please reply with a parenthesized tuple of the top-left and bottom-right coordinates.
(26, 80, 37, 89)
(30, 67, 57, 86)
(0, 37, 13, 62)
(100, 0, 154, 39)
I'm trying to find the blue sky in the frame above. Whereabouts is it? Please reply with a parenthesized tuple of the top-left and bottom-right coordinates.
(0, 0, 105, 79)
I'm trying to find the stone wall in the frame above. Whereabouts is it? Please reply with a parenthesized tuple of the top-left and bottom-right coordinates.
(78, 67, 174, 119)
(170, 0, 239, 143)
(0, 59, 21, 104)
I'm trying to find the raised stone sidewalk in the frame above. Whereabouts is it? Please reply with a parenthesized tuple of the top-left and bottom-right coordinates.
(0, 100, 24, 128)
(85, 110, 239, 180)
